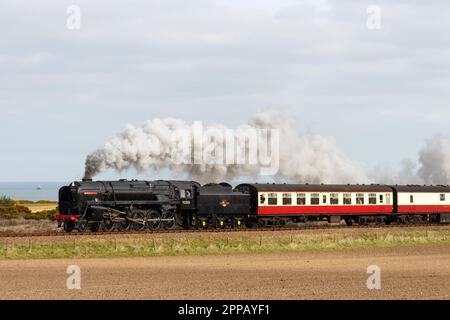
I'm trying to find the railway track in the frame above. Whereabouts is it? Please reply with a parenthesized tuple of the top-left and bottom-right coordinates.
(0, 222, 449, 238)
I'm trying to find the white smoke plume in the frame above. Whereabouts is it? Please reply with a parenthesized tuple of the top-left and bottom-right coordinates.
(370, 136, 450, 185)
(84, 111, 370, 184)
(84, 112, 450, 185)
(417, 136, 450, 184)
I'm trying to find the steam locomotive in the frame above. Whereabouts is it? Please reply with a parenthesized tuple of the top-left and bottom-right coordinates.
(56, 179, 450, 232)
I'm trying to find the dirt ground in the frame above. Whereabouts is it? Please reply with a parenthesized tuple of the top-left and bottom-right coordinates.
(0, 245, 449, 300)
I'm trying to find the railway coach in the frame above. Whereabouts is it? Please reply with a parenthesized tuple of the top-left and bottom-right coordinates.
(391, 185, 450, 223)
(235, 183, 395, 226)
(235, 183, 450, 225)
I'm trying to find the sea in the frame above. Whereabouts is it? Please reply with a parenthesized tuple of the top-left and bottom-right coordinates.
(0, 182, 66, 201)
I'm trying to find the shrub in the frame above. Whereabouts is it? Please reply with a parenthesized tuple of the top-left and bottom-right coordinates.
(23, 209, 57, 220)
(0, 205, 32, 219)
(14, 200, 34, 205)
(0, 195, 15, 206)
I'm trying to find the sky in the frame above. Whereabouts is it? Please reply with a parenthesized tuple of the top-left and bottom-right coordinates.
(0, 0, 449, 182)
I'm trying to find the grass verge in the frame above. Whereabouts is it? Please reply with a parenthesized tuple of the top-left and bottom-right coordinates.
(1, 229, 449, 260)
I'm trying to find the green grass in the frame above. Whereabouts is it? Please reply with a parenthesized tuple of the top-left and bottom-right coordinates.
(1, 229, 449, 260)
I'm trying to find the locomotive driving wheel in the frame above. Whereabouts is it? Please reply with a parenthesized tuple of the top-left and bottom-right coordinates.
(89, 223, 100, 232)
(76, 221, 88, 232)
(101, 218, 115, 232)
(116, 219, 130, 231)
(148, 210, 162, 231)
(131, 209, 147, 231)
(162, 211, 175, 230)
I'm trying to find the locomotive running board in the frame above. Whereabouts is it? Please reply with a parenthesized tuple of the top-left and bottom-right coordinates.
(90, 205, 174, 223)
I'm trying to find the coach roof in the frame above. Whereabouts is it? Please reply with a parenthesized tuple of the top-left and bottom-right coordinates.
(237, 184, 393, 193)
(391, 185, 450, 193)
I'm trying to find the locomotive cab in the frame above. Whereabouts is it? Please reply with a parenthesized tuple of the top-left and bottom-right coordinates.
(58, 185, 76, 215)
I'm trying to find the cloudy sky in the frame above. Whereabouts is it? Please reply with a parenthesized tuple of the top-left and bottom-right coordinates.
(0, 0, 449, 182)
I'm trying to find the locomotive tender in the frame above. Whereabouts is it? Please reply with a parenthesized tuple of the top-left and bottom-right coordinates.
(56, 179, 450, 232)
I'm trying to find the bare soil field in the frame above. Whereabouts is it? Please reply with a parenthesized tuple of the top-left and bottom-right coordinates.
(0, 245, 448, 300)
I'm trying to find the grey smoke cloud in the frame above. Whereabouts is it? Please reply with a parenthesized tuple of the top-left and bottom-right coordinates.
(84, 112, 450, 186)
(371, 137, 450, 186)
(418, 136, 450, 184)
(84, 111, 369, 184)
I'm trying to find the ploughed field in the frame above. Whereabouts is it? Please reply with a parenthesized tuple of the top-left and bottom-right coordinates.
(0, 245, 449, 299)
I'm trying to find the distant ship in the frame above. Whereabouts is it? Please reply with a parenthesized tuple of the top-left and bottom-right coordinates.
(36, 185, 42, 190)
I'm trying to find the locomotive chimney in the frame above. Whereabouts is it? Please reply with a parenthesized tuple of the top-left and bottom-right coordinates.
(82, 178, 93, 182)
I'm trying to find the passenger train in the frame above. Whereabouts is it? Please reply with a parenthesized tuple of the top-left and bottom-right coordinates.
(55, 179, 450, 232)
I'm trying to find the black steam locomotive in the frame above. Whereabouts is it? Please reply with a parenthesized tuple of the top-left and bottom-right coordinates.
(56, 179, 251, 232)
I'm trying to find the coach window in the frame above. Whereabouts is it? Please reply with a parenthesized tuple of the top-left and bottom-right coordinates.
(322, 194, 327, 204)
(379, 195, 384, 204)
(260, 193, 266, 205)
(311, 193, 320, 205)
(410, 195, 414, 203)
(282, 193, 292, 205)
(356, 193, 364, 205)
(440, 194, 446, 201)
(343, 193, 352, 205)
(297, 193, 306, 205)
(369, 193, 377, 205)
(330, 193, 339, 205)
(268, 193, 278, 205)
